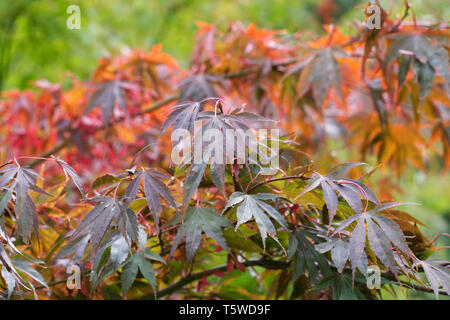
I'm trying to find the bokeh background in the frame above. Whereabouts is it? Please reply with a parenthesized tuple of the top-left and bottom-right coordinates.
(1, 0, 449, 299)
(1, 0, 449, 90)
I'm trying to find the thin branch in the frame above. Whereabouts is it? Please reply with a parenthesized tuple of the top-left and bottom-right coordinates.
(28, 141, 68, 168)
(222, 58, 298, 79)
(396, 280, 449, 296)
(144, 258, 290, 299)
(139, 257, 450, 299)
(140, 93, 180, 114)
(247, 175, 310, 193)
(34, 272, 90, 290)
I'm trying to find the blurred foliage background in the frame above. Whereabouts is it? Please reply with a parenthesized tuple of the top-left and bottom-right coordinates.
(0, 0, 449, 299)
(1, 0, 448, 90)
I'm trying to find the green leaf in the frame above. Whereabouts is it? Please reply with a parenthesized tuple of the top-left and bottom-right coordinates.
(119, 250, 160, 297)
(93, 244, 112, 275)
(290, 230, 331, 283)
(222, 229, 263, 253)
(228, 192, 288, 249)
(144, 249, 166, 264)
(91, 174, 120, 190)
(110, 235, 130, 269)
(121, 253, 139, 296)
(125, 208, 139, 244)
(170, 207, 232, 262)
(315, 240, 335, 254)
(315, 275, 366, 300)
(315, 239, 349, 273)
(138, 253, 156, 294)
(420, 261, 450, 300)
(184, 214, 203, 262)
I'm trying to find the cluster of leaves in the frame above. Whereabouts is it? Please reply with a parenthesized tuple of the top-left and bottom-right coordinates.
(0, 97, 448, 300)
(1, 3, 448, 179)
(0, 2, 449, 300)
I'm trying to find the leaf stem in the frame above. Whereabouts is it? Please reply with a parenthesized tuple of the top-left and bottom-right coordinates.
(145, 258, 290, 299)
(247, 174, 310, 193)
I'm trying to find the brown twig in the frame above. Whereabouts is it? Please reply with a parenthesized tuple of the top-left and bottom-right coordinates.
(246, 174, 310, 193)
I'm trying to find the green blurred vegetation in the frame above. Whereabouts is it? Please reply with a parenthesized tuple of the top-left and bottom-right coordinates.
(396, 171, 450, 260)
(1, 0, 448, 90)
(0, 0, 449, 300)
(328, 137, 450, 261)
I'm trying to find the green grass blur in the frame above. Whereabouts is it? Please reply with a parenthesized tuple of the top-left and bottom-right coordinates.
(1, 0, 448, 90)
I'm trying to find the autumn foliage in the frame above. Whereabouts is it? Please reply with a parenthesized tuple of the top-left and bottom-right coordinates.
(0, 2, 449, 300)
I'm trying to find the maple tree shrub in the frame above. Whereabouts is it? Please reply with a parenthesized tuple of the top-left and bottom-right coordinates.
(0, 2, 449, 300)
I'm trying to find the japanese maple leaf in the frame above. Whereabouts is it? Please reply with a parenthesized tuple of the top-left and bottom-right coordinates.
(160, 101, 202, 135)
(226, 192, 289, 249)
(386, 33, 450, 102)
(287, 47, 344, 107)
(178, 74, 220, 102)
(169, 207, 232, 262)
(85, 80, 128, 125)
(123, 169, 177, 227)
(332, 202, 415, 277)
(296, 162, 379, 225)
